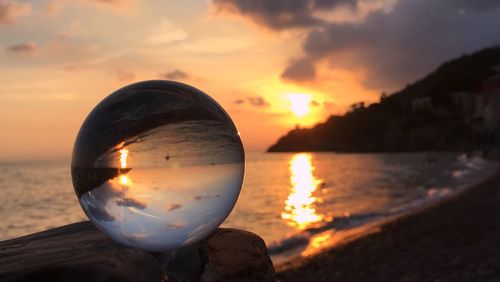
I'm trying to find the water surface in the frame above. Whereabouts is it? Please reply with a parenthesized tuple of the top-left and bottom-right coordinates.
(0, 152, 494, 263)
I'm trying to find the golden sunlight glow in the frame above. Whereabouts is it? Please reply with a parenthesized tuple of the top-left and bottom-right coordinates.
(119, 148, 128, 169)
(281, 153, 323, 229)
(119, 175, 131, 186)
(309, 232, 332, 250)
(288, 94, 311, 117)
(300, 230, 336, 257)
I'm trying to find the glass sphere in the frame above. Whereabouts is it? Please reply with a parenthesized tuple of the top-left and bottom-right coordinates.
(71, 80, 244, 252)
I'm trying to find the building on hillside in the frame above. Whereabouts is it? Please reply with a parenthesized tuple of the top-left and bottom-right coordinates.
(451, 91, 475, 116)
(473, 74, 500, 146)
(411, 96, 432, 114)
(482, 74, 500, 92)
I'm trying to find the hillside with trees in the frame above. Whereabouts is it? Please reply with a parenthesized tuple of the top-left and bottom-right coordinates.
(268, 46, 500, 152)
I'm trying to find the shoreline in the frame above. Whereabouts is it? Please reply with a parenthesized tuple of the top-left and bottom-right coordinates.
(277, 167, 500, 281)
(272, 159, 498, 268)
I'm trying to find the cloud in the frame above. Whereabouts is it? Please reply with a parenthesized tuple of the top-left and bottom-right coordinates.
(234, 96, 271, 107)
(87, 204, 116, 222)
(57, 21, 84, 39)
(44, 0, 132, 15)
(84, 0, 131, 8)
(248, 96, 270, 107)
(0, 0, 31, 25)
(148, 19, 188, 45)
(5, 42, 38, 54)
(89, 0, 124, 4)
(113, 69, 135, 82)
(44, 0, 66, 15)
(215, 0, 500, 92)
(178, 35, 254, 54)
(213, 0, 358, 30)
(290, 0, 500, 90)
(193, 194, 221, 201)
(310, 100, 321, 107)
(282, 57, 316, 81)
(42, 39, 101, 65)
(235, 96, 271, 107)
(161, 69, 190, 80)
(115, 197, 147, 209)
(166, 203, 182, 211)
(214, 0, 320, 30)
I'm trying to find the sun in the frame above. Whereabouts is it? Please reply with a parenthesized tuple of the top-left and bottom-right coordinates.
(288, 94, 311, 117)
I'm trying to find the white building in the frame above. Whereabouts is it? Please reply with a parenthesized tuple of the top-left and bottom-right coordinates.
(451, 91, 475, 115)
(411, 96, 432, 113)
(473, 74, 500, 145)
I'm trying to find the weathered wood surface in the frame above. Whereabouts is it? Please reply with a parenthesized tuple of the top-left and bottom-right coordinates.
(0, 221, 164, 282)
(0, 222, 276, 282)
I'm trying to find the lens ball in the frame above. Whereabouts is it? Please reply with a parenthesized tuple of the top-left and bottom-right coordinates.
(71, 80, 244, 252)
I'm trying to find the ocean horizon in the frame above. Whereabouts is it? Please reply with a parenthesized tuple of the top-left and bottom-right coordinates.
(0, 152, 495, 265)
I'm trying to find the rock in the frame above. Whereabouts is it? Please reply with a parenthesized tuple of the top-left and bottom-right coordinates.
(0, 223, 277, 282)
(199, 228, 276, 282)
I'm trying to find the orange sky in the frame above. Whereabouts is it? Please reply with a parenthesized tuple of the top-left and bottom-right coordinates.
(11, 0, 486, 160)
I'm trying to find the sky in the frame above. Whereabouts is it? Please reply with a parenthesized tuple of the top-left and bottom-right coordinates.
(1, 0, 500, 160)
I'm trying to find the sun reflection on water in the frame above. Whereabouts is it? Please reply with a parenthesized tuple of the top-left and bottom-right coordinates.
(119, 174, 131, 186)
(281, 153, 323, 229)
(119, 148, 129, 169)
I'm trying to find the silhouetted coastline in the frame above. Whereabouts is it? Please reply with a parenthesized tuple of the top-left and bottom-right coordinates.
(71, 167, 131, 197)
(269, 46, 500, 153)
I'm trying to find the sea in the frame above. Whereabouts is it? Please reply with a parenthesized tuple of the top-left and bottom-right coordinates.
(0, 152, 496, 265)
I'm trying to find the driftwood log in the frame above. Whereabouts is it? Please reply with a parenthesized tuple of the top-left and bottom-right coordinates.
(0, 221, 276, 282)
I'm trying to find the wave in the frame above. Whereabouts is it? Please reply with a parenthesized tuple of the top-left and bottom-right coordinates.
(452, 153, 487, 179)
(268, 189, 454, 255)
(268, 212, 383, 255)
(269, 154, 495, 256)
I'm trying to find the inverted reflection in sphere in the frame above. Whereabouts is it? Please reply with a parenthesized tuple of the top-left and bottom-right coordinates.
(71, 80, 244, 252)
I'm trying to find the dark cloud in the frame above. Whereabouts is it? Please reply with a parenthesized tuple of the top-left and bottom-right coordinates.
(314, 0, 357, 10)
(282, 58, 316, 81)
(213, 0, 360, 30)
(115, 197, 147, 209)
(161, 69, 190, 80)
(166, 203, 182, 211)
(234, 96, 271, 107)
(214, 0, 321, 30)
(194, 194, 221, 201)
(248, 96, 270, 107)
(5, 42, 38, 54)
(216, 0, 500, 92)
(283, 0, 500, 90)
(451, 0, 500, 12)
(0, 1, 30, 25)
(310, 100, 321, 107)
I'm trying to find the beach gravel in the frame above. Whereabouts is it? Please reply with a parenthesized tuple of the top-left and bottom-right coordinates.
(278, 172, 500, 282)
